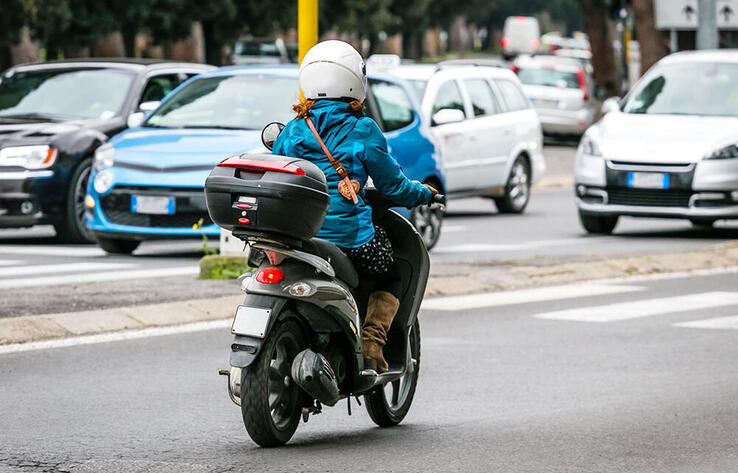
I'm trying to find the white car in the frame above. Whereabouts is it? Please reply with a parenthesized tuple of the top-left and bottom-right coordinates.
(575, 50, 738, 233)
(388, 63, 545, 213)
(513, 55, 597, 136)
(502, 16, 541, 60)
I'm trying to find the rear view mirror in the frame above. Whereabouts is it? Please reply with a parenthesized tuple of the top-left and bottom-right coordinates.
(431, 109, 465, 126)
(261, 122, 285, 151)
(139, 101, 161, 113)
(601, 97, 621, 114)
(127, 112, 145, 128)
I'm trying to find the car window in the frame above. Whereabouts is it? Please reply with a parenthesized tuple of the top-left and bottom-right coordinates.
(495, 79, 529, 111)
(432, 80, 465, 115)
(0, 68, 135, 120)
(145, 75, 297, 130)
(369, 80, 414, 132)
(140, 74, 181, 104)
(516, 67, 580, 88)
(463, 78, 501, 116)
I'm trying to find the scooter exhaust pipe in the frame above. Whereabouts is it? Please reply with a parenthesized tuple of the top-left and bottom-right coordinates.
(291, 349, 340, 407)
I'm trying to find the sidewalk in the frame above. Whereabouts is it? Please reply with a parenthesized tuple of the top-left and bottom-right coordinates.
(3, 240, 738, 346)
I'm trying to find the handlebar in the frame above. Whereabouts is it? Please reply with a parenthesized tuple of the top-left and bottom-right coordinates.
(431, 193, 446, 205)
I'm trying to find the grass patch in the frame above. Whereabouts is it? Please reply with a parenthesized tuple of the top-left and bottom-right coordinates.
(199, 255, 253, 280)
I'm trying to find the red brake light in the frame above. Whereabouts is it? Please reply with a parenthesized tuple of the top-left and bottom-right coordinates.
(256, 267, 285, 284)
(501, 37, 509, 48)
(218, 157, 306, 176)
(511, 65, 519, 74)
(531, 38, 540, 49)
(576, 70, 589, 101)
(516, 16, 526, 22)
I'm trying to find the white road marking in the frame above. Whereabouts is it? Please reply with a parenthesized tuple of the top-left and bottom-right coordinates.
(534, 292, 738, 323)
(434, 237, 597, 254)
(0, 266, 199, 289)
(422, 283, 645, 311)
(0, 246, 106, 257)
(0, 319, 231, 355)
(0, 262, 135, 277)
(675, 315, 738, 330)
(0, 259, 21, 266)
(439, 225, 467, 233)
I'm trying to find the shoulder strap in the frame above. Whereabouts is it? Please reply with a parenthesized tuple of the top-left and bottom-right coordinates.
(305, 117, 359, 204)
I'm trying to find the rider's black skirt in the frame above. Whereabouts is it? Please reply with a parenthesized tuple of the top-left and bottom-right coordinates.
(339, 226, 394, 278)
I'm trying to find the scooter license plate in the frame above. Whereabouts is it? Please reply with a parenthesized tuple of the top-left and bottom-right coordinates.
(231, 306, 271, 338)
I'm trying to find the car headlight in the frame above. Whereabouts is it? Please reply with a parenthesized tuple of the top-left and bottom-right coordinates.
(578, 134, 602, 157)
(94, 143, 115, 171)
(705, 144, 738, 160)
(0, 145, 57, 169)
(93, 170, 113, 194)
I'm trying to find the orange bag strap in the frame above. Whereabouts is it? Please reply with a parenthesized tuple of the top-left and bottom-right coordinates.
(305, 117, 359, 204)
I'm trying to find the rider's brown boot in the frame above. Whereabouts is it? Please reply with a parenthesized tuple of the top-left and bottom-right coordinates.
(362, 291, 400, 373)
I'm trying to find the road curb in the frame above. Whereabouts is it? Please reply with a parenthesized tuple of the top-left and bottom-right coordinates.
(2, 242, 738, 347)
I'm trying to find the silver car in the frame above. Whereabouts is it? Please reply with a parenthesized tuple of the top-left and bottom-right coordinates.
(574, 50, 738, 234)
(513, 56, 597, 136)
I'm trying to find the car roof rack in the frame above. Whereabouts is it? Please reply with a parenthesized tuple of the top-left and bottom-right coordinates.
(435, 58, 506, 71)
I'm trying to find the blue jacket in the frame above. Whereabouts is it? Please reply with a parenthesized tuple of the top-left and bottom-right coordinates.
(273, 100, 431, 248)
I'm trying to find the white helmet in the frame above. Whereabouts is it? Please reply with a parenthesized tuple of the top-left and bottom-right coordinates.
(299, 40, 366, 101)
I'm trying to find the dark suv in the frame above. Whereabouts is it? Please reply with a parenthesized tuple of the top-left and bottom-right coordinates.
(0, 59, 213, 242)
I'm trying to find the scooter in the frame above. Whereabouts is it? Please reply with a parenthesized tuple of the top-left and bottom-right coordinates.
(210, 123, 445, 447)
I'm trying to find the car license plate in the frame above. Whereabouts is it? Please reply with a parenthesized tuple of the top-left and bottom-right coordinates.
(131, 195, 175, 214)
(627, 172, 669, 189)
(232, 306, 272, 338)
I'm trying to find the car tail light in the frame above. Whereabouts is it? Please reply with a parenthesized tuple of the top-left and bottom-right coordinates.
(511, 65, 519, 74)
(531, 38, 540, 49)
(576, 70, 589, 101)
(256, 267, 285, 284)
(515, 16, 526, 21)
(218, 157, 306, 176)
(501, 37, 509, 48)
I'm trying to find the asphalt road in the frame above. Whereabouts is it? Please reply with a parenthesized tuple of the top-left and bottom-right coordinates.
(2, 270, 737, 472)
(3, 143, 738, 316)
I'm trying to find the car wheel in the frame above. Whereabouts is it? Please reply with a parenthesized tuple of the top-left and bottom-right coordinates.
(690, 219, 716, 229)
(410, 180, 444, 250)
(54, 159, 95, 243)
(495, 156, 530, 214)
(97, 236, 140, 255)
(579, 210, 619, 234)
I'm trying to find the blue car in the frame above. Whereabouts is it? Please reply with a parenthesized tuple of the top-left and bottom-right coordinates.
(86, 66, 445, 254)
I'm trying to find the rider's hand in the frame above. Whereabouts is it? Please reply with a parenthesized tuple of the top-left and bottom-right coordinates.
(423, 183, 438, 197)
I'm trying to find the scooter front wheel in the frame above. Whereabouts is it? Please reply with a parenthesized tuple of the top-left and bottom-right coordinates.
(364, 320, 421, 427)
(240, 319, 306, 447)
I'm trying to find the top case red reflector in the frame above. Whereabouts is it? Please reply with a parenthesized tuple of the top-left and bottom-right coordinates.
(218, 157, 305, 176)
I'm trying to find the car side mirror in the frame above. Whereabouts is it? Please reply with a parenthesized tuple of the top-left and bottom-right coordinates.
(127, 112, 145, 128)
(139, 101, 161, 113)
(601, 97, 621, 114)
(261, 122, 285, 151)
(431, 108, 465, 126)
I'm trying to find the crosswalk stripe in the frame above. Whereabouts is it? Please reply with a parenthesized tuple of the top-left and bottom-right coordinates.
(434, 238, 596, 254)
(0, 266, 199, 289)
(0, 262, 135, 277)
(0, 260, 21, 266)
(0, 246, 105, 257)
(674, 315, 738, 330)
(534, 292, 738, 323)
(422, 283, 645, 311)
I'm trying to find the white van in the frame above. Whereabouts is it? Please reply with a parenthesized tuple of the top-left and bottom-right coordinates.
(502, 16, 541, 60)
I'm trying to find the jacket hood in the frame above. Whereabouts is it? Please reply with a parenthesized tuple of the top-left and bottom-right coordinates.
(598, 111, 738, 163)
(110, 127, 264, 168)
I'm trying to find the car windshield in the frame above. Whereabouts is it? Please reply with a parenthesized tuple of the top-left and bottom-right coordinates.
(0, 68, 135, 120)
(623, 62, 738, 116)
(516, 67, 579, 88)
(145, 75, 297, 130)
(408, 80, 427, 100)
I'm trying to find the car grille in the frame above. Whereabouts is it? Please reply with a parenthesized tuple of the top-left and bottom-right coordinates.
(607, 188, 691, 208)
(100, 187, 212, 228)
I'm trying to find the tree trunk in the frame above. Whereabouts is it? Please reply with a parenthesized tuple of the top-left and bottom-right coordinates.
(580, 0, 619, 97)
(201, 21, 223, 66)
(0, 44, 12, 72)
(121, 23, 137, 57)
(633, 0, 667, 73)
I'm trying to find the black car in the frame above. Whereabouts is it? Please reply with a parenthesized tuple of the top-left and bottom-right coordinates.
(0, 59, 214, 242)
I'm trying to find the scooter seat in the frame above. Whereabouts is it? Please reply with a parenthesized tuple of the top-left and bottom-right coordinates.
(303, 238, 360, 288)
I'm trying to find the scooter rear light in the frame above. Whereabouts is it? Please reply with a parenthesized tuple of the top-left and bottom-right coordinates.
(218, 157, 306, 176)
(256, 267, 285, 284)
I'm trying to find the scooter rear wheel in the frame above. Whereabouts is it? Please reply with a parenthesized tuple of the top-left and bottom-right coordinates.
(364, 320, 421, 427)
(240, 319, 306, 447)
